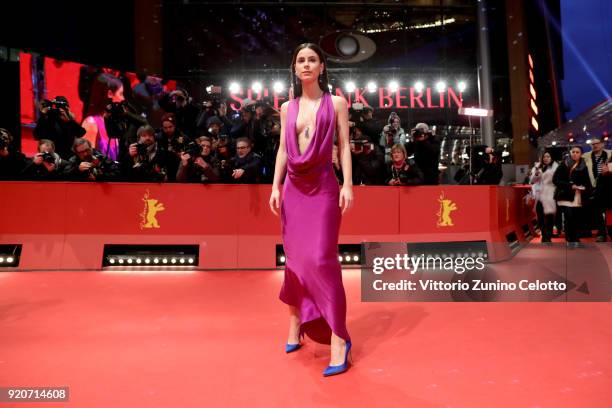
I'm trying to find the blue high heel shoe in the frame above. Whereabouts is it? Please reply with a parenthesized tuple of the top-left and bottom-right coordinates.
(323, 341, 352, 377)
(285, 332, 304, 353)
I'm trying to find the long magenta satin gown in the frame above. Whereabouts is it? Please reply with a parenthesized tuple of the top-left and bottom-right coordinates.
(279, 91, 351, 345)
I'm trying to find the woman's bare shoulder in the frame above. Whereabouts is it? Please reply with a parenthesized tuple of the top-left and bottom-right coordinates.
(281, 101, 290, 114)
(331, 94, 348, 111)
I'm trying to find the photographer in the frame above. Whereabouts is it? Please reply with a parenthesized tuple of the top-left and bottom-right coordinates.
(378, 112, 407, 148)
(125, 125, 169, 182)
(221, 137, 261, 184)
(0, 128, 27, 180)
(22, 139, 66, 180)
(353, 105, 382, 143)
(473, 146, 503, 185)
(159, 88, 200, 139)
(230, 99, 267, 151)
(34, 96, 86, 159)
(155, 113, 191, 181)
(63, 138, 120, 181)
(406, 123, 440, 185)
(385, 144, 424, 186)
(350, 126, 386, 185)
(176, 136, 220, 183)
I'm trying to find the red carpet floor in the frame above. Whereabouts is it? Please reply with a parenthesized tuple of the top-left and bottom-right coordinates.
(0, 268, 610, 407)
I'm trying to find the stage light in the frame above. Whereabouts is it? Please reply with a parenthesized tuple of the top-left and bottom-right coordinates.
(118, 259, 124, 264)
(345, 255, 351, 262)
(552, 141, 557, 146)
(171, 258, 177, 264)
(108, 258, 115, 264)
(6, 257, 13, 263)
(366, 81, 377, 93)
(353, 255, 359, 262)
(251, 82, 263, 93)
(136, 259, 142, 264)
(180, 258, 186, 264)
(0, 257, 4, 263)
(338, 256, 343, 262)
(457, 81, 467, 92)
(127, 259, 133, 264)
(280, 255, 286, 263)
(145, 258, 151, 264)
(435, 81, 446, 92)
(388, 81, 399, 92)
(154, 258, 160, 264)
(162, 258, 168, 264)
(273, 81, 284, 93)
(414, 81, 424, 92)
(345, 81, 356, 93)
(188, 258, 194, 264)
(229, 82, 241, 94)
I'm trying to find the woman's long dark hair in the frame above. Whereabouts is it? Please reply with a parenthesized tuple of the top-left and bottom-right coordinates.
(85, 73, 123, 118)
(290, 43, 330, 98)
(539, 151, 553, 173)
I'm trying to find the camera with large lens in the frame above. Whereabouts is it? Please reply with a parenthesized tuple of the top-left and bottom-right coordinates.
(41, 152, 56, 164)
(105, 101, 126, 118)
(42, 98, 69, 117)
(136, 142, 149, 159)
(182, 141, 202, 159)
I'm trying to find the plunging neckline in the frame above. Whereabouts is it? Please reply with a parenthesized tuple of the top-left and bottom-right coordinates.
(295, 94, 325, 156)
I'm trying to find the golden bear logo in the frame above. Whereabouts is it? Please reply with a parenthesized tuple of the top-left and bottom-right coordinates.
(140, 190, 165, 229)
(436, 191, 458, 227)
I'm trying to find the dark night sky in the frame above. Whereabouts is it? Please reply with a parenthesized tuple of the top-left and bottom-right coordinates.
(560, 0, 612, 119)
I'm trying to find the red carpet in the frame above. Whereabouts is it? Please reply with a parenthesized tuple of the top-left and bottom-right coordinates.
(0, 269, 610, 407)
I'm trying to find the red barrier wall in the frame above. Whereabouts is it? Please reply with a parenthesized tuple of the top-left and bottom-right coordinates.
(0, 182, 534, 270)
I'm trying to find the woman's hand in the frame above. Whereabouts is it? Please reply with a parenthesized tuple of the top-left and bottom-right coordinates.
(339, 185, 354, 214)
(269, 188, 281, 216)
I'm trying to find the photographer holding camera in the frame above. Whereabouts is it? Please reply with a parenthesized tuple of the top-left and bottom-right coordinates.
(159, 88, 200, 139)
(230, 99, 267, 151)
(63, 138, 120, 181)
(155, 113, 191, 182)
(350, 126, 385, 185)
(176, 136, 221, 183)
(125, 125, 169, 182)
(0, 128, 26, 180)
(220, 137, 261, 184)
(34, 96, 86, 159)
(22, 139, 66, 180)
(385, 144, 424, 186)
(405, 123, 440, 185)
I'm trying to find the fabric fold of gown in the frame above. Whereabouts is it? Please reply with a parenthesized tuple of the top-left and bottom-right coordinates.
(278, 92, 350, 345)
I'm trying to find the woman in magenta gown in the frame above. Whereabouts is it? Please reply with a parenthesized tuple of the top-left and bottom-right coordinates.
(269, 43, 354, 376)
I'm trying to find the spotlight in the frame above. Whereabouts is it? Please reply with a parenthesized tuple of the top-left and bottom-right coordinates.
(435, 81, 446, 92)
(171, 258, 177, 264)
(366, 81, 377, 93)
(345, 81, 356, 93)
(388, 80, 399, 93)
(136, 259, 142, 264)
(280, 255, 286, 263)
(127, 259, 133, 264)
(145, 258, 151, 264)
(154, 258, 160, 264)
(108, 258, 115, 264)
(180, 258, 186, 264)
(414, 81, 424, 92)
(251, 82, 263, 93)
(6, 257, 13, 263)
(353, 255, 359, 262)
(0, 257, 4, 263)
(338, 256, 343, 262)
(229, 82, 241, 94)
(345, 255, 351, 262)
(118, 259, 124, 264)
(273, 81, 284, 93)
(188, 258, 194, 264)
(162, 258, 168, 264)
(457, 81, 467, 92)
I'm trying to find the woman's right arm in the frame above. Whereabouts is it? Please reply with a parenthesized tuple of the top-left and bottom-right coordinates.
(269, 102, 289, 215)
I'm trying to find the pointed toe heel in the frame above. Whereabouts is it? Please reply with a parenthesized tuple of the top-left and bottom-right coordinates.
(323, 341, 352, 377)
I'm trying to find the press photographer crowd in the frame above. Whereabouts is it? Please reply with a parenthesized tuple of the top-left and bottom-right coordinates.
(0, 72, 610, 243)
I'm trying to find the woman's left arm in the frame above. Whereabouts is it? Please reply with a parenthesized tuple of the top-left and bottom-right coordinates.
(334, 96, 354, 213)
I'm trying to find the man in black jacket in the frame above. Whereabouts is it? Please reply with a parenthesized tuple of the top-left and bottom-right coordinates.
(125, 125, 169, 182)
(223, 137, 261, 183)
(406, 123, 440, 185)
(63, 138, 120, 181)
(34, 97, 86, 159)
(0, 128, 26, 180)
